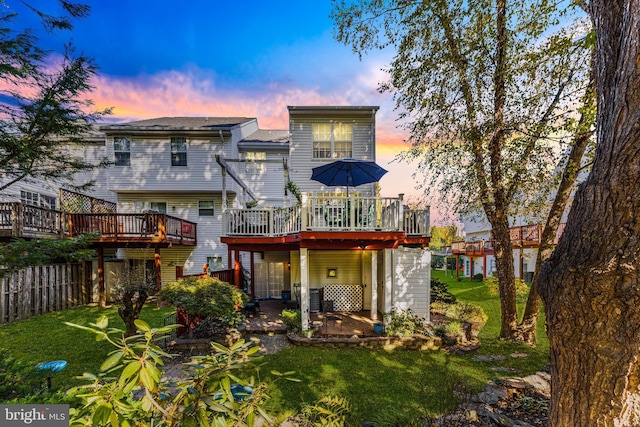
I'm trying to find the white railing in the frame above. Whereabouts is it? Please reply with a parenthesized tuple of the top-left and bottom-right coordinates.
(224, 205, 301, 236)
(223, 194, 430, 237)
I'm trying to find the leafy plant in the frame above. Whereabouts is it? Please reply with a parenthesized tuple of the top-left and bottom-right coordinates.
(281, 308, 302, 333)
(65, 316, 296, 426)
(430, 278, 457, 304)
(245, 200, 258, 209)
(292, 395, 356, 426)
(285, 180, 302, 205)
(158, 276, 248, 335)
(472, 273, 484, 282)
(383, 308, 427, 337)
(485, 276, 530, 302)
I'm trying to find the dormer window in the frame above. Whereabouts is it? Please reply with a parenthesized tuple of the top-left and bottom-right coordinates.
(114, 137, 131, 166)
(171, 137, 187, 166)
(312, 123, 352, 159)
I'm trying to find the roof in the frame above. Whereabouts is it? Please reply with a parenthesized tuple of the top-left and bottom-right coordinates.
(287, 106, 380, 121)
(100, 117, 256, 134)
(240, 129, 290, 143)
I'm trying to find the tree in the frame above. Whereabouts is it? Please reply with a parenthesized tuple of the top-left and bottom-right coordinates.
(538, 0, 640, 424)
(111, 263, 157, 337)
(0, 1, 110, 192)
(332, 0, 591, 339)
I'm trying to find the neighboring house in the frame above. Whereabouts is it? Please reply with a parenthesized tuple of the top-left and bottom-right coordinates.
(452, 211, 567, 281)
(1, 106, 432, 329)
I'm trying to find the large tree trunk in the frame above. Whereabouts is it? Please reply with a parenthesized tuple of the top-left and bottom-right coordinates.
(489, 211, 518, 338)
(538, 1, 640, 425)
(515, 58, 595, 345)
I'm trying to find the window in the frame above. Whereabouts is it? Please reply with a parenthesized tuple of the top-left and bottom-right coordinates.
(20, 191, 57, 209)
(207, 256, 223, 271)
(244, 152, 266, 173)
(312, 123, 353, 159)
(41, 195, 57, 210)
(198, 201, 214, 216)
(134, 201, 167, 214)
(171, 137, 187, 166)
(114, 137, 131, 166)
(21, 191, 39, 206)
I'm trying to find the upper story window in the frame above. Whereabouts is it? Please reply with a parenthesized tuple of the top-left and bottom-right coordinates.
(114, 137, 131, 166)
(244, 152, 266, 173)
(312, 123, 352, 159)
(171, 137, 187, 166)
(198, 200, 215, 216)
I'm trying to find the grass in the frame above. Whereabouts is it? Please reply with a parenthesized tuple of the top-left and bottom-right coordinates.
(0, 272, 550, 424)
(0, 302, 173, 391)
(253, 270, 550, 423)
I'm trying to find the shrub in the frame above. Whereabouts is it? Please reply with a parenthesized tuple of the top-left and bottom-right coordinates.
(65, 316, 298, 426)
(472, 273, 484, 282)
(158, 276, 248, 328)
(282, 308, 302, 333)
(384, 308, 427, 337)
(485, 276, 530, 301)
(431, 301, 488, 338)
(430, 278, 457, 304)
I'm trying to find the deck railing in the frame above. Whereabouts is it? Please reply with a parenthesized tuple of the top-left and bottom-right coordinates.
(66, 213, 197, 244)
(0, 203, 63, 238)
(224, 195, 430, 237)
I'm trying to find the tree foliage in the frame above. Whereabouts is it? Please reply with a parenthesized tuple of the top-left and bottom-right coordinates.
(332, 0, 593, 339)
(0, 1, 110, 192)
(0, 232, 97, 271)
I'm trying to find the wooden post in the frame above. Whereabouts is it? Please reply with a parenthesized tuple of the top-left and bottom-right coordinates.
(250, 252, 255, 296)
(233, 250, 241, 289)
(155, 247, 162, 291)
(97, 247, 105, 307)
(300, 248, 310, 330)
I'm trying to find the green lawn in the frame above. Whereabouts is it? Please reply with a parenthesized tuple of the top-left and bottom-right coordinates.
(255, 270, 550, 423)
(0, 272, 550, 424)
(0, 303, 173, 391)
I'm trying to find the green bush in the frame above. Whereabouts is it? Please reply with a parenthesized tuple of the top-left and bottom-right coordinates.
(472, 273, 484, 282)
(65, 316, 298, 426)
(384, 308, 427, 337)
(431, 301, 488, 338)
(282, 309, 302, 333)
(158, 276, 248, 327)
(430, 278, 457, 304)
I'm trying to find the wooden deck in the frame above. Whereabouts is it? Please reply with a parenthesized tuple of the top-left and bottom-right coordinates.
(66, 213, 197, 246)
(0, 203, 197, 247)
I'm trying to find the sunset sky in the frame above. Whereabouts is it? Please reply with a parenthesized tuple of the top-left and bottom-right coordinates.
(14, 1, 430, 212)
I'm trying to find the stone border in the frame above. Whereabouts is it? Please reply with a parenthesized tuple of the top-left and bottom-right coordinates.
(287, 333, 442, 351)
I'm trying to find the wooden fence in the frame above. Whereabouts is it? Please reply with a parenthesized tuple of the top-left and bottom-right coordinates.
(0, 263, 91, 325)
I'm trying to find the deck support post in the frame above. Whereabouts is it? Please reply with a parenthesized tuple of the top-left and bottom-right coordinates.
(370, 250, 378, 321)
(97, 247, 105, 308)
(154, 247, 162, 291)
(300, 248, 310, 330)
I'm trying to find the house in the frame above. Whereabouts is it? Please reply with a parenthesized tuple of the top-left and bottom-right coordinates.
(2, 106, 432, 329)
(452, 212, 566, 282)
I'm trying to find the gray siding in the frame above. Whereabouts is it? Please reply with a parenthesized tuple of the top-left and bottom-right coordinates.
(288, 119, 377, 196)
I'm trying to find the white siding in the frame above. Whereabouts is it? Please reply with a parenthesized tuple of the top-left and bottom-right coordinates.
(105, 136, 242, 194)
(234, 151, 288, 205)
(288, 120, 377, 196)
(392, 247, 431, 320)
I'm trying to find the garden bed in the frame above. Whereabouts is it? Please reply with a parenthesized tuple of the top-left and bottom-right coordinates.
(287, 333, 442, 351)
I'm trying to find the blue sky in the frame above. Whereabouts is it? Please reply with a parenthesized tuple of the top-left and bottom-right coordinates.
(9, 1, 425, 207)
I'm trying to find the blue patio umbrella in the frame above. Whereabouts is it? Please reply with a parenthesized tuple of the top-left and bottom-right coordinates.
(310, 158, 388, 195)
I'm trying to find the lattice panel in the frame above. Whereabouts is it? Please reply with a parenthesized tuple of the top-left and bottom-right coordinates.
(323, 284, 363, 311)
(60, 189, 116, 213)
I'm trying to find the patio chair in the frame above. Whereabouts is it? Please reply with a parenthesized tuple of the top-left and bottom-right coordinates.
(322, 300, 342, 333)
